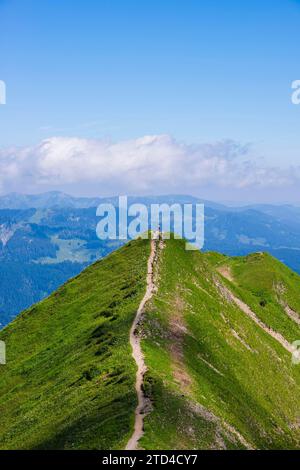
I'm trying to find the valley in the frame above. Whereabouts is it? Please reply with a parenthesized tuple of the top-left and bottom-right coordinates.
(1, 193, 300, 328)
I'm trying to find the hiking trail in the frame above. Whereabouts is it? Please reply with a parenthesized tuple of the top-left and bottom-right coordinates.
(125, 232, 159, 450)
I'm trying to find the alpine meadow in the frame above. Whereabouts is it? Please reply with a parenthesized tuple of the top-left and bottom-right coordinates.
(0, 235, 299, 450)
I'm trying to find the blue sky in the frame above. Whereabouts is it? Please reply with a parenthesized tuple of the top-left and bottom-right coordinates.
(0, 0, 300, 202)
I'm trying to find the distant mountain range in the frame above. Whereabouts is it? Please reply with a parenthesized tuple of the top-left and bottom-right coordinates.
(1, 190, 300, 216)
(0, 191, 300, 327)
(0, 191, 106, 210)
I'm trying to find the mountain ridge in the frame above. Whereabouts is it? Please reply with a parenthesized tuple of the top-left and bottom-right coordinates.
(0, 236, 299, 449)
(1, 190, 299, 212)
(1, 192, 300, 328)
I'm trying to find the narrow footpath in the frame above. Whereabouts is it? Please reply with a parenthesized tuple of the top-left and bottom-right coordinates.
(125, 232, 159, 450)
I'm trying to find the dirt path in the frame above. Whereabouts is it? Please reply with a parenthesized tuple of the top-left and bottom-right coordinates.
(215, 277, 294, 354)
(125, 232, 159, 450)
(230, 292, 294, 353)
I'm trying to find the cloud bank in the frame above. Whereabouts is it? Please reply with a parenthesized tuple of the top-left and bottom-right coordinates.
(0, 135, 298, 202)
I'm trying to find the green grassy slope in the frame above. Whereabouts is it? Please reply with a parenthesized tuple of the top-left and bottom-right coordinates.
(141, 238, 300, 449)
(1, 236, 300, 450)
(0, 239, 150, 450)
(215, 252, 300, 343)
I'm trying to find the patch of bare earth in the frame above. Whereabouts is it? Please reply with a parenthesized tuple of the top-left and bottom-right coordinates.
(169, 293, 193, 391)
(220, 312, 257, 353)
(274, 283, 300, 326)
(283, 304, 300, 326)
(279, 300, 300, 326)
(198, 355, 224, 376)
(214, 277, 294, 354)
(189, 402, 254, 450)
(230, 328, 256, 353)
(168, 289, 253, 449)
(217, 265, 234, 282)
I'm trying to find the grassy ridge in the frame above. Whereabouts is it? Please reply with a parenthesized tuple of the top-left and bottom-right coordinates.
(141, 238, 300, 449)
(0, 239, 150, 450)
(216, 252, 300, 343)
(1, 236, 300, 449)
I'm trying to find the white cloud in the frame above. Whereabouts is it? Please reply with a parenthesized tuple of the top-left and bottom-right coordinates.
(0, 134, 298, 198)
